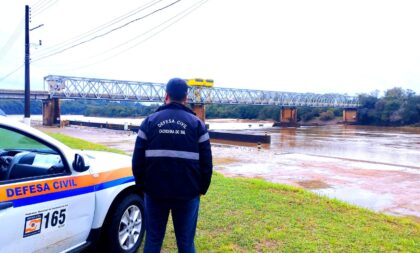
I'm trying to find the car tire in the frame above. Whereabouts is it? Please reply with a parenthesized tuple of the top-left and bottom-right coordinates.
(103, 194, 145, 253)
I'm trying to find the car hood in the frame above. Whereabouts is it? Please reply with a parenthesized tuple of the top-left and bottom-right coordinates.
(79, 150, 132, 174)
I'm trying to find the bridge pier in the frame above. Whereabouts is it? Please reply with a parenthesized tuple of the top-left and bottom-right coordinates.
(280, 107, 297, 123)
(273, 107, 298, 127)
(191, 104, 205, 122)
(343, 108, 357, 123)
(42, 98, 61, 126)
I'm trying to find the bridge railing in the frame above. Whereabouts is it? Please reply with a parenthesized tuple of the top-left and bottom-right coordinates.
(44, 75, 359, 108)
(0, 89, 50, 100)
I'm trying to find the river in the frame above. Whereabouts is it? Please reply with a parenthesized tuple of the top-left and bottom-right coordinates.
(9, 115, 420, 218)
(268, 125, 420, 168)
(214, 124, 420, 218)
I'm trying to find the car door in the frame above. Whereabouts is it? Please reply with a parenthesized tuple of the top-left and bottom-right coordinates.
(0, 125, 95, 253)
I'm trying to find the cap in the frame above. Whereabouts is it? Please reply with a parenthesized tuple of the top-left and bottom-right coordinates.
(166, 78, 188, 100)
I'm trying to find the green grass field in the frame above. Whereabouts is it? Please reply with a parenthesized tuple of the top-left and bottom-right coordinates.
(0, 127, 48, 150)
(46, 132, 126, 155)
(51, 133, 420, 252)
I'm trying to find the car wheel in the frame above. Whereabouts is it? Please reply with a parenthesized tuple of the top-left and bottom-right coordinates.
(103, 194, 145, 253)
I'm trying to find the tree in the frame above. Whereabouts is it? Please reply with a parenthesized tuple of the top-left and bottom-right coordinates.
(357, 94, 379, 124)
(319, 110, 335, 121)
(356, 88, 420, 126)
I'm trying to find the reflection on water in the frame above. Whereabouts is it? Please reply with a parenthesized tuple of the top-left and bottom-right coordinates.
(212, 123, 420, 168)
(266, 125, 420, 168)
(313, 187, 394, 211)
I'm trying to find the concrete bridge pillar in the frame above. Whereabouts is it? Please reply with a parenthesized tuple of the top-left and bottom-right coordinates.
(343, 108, 357, 123)
(42, 98, 61, 126)
(273, 107, 298, 127)
(191, 104, 205, 122)
(280, 107, 297, 124)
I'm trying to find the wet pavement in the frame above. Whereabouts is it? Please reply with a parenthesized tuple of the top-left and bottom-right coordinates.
(37, 123, 420, 219)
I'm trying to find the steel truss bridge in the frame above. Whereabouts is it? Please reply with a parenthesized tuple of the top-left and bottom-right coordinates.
(1, 75, 360, 108)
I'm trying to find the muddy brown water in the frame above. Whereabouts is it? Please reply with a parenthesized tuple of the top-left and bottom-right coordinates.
(212, 125, 420, 218)
(35, 119, 420, 218)
(267, 125, 420, 168)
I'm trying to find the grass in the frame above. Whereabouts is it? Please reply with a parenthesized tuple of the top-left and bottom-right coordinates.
(0, 128, 47, 149)
(50, 133, 420, 252)
(46, 132, 126, 155)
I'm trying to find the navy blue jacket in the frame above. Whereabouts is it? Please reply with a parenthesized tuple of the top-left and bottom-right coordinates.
(132, 102, 213, 199)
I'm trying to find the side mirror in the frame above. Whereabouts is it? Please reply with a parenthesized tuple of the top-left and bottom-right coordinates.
(72, 153, 90, 172)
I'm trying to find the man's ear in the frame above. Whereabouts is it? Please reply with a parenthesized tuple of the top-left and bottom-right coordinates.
(164, 93, 170, 104)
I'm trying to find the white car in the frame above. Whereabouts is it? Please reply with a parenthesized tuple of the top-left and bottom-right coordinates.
(0, 116, 144, 253)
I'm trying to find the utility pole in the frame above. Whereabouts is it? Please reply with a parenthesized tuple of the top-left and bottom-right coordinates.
(23, 5, 43, 125)
(24, 5, 30, 125)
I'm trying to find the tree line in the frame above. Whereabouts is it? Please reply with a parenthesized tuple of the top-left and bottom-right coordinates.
(0, 100, 159, 118)
(0, 87, 419, 126)
(357, 87, 420, 126)
(61, 100, 160, 117)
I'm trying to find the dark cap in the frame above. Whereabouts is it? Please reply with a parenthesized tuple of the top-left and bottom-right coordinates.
(166, 78, 188, 100)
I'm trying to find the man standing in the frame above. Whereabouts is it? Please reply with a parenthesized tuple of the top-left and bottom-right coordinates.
(132, 78, 213, 253)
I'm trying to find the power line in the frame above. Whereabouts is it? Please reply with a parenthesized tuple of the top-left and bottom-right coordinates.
(31, 0, 60, 17)
(31, 0, 56, 14)
(90, 0, 207, 61)
(0, 1, 190, 80)
(0, 64, 24, 82)
(0, 17, 24, 61)
(0, 1, 182, 83)
(31, 0, 50, 9)
(62, 0, 208, 71)
(32, 0, 163, 57)
(34, 0, 207, 71)
(33, 0, 181, 62)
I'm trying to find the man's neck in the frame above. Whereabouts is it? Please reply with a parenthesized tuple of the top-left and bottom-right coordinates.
(167, 100, 186, 105)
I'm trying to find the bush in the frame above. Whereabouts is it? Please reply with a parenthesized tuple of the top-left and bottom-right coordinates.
(319, 110, 335, 121)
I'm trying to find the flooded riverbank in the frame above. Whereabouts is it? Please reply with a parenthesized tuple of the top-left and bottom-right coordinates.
(34, 116, 420, 219)
(213, 146, 419, 218)
(213, 125, 420, 218)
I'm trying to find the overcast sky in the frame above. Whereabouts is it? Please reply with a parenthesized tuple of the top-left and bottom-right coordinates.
(1, 0, 420, 96)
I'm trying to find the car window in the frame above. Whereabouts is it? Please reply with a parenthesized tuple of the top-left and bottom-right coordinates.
(0, 128, 52, 151)
(0, 127, 67, 183)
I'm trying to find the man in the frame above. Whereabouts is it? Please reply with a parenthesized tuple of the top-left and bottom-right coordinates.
(132, 78, 213, 253)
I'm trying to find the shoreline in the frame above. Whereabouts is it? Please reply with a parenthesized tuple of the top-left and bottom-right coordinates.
(36, 125, 420, 219)
(9, 114, 420, 130)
